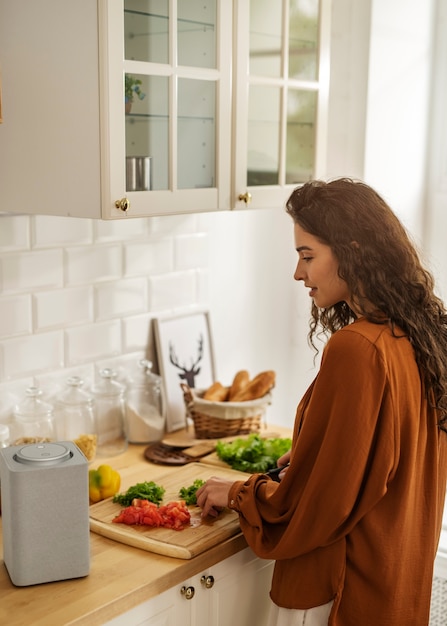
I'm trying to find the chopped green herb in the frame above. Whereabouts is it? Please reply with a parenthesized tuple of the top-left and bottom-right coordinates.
(113, 481, 165, 507)
(179, 479, 205, 505)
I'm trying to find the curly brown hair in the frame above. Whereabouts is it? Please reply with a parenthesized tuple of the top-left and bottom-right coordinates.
(286, 178, 447, 432)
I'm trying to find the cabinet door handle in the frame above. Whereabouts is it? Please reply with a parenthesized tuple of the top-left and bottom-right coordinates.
(238, 192, 252, 205)
(200, 575, 215, 589)
(114, 197, 130, 212)
(180, 585, 195, 600)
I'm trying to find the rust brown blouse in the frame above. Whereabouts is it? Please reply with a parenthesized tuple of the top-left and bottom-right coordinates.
(228, 318, 447, 625)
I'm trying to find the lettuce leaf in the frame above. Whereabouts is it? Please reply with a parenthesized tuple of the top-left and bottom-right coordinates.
(216, 434, 292, 473)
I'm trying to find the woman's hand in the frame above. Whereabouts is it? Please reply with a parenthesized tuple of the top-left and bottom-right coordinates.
(196, 477, 234, 518)
(276, 449, 291, 480)
(277, 450, 291, 467)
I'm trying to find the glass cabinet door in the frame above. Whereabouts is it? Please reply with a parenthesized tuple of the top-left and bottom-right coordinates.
(102, 0, 231, 217)
(233, 0, 330, 210)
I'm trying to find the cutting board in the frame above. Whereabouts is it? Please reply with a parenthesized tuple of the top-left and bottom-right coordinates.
(199, 451, 229, 469)
(162, 428, 282, 449)
(89, 463, 249, 559)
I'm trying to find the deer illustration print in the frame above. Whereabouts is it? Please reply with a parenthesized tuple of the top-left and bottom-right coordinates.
(169, 334, 204, 388)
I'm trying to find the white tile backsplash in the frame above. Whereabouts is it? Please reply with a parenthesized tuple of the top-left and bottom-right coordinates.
(0, 377, 35, 424)
(65, 320, 122, 365)
(1, 249, 64, 293)
(121, 313, 152, 353)
(148, 270, 197, 311)
(94, 277, 148, 320)
(174, 233, 208, 270)
(94, 217, 150, 242)
(124, 239, 173, 276)
(0, 215, 31, 250)
(148, 214, 199, 236)
(33, 215, 93, 247)
(0, 295, 32, 338)
(65, 244, 123, 285)
(0, 212, 209, 419)
(34, 286, 94, 330)
(3, 331, 64, 378)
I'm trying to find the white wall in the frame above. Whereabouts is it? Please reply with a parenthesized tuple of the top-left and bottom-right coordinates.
(328, 0, 436, 240)
(425, 0, 447, 301)
(204, 207, 316, 428)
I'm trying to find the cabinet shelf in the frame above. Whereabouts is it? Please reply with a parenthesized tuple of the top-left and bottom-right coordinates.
(124, 9, 215, 34)
(250, 31, 317, 57)
(249, 119, 314, 127)
(126, 113, 214, 122)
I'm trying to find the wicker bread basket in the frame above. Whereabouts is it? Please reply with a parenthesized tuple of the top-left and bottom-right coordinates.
(181, 383, 272, 439)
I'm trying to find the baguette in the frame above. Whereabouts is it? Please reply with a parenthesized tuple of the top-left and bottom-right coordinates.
(228, 369, 250, 401)
(231, 370, 276, 402)
(203, 382, 230, 402)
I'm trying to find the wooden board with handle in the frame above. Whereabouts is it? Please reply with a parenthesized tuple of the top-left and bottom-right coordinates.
(89, 463, 248, 559)
(199, 451, 230, 469)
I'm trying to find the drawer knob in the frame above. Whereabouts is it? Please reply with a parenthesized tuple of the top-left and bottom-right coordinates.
(180, 585, 195, 600)
(201, 575, 215, 589)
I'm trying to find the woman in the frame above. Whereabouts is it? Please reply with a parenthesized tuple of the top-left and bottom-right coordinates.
(197, 178, 447, 626)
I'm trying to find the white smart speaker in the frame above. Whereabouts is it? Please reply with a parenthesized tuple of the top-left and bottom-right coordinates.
(0, 441, 90, 586)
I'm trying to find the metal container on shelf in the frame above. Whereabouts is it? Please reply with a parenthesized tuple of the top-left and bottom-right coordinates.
(125, 359, 166, 443)
(126, 156, 152, 191)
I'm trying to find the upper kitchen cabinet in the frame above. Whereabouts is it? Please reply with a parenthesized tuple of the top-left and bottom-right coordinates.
(106, 0, 233, 217)
(233, 0, 331, 210)
(0, 0, 330, 219)
(0, 0, 231, 219)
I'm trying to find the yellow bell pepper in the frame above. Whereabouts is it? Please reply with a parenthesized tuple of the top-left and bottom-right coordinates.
(89, 464, 121, 503)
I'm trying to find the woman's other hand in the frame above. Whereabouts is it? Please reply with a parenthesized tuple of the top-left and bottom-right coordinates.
(196, 477, 233, 518)
(276, 449, 291, 480)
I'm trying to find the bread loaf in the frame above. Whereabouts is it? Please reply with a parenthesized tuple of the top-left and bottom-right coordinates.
(228, 369, 250, 401)
(231, 370, 276, 402)
(202, 369, 275, 403)
(203, 382, 230, 402)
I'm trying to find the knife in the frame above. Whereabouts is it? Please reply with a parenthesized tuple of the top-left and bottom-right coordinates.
(266, 464, 289, 482)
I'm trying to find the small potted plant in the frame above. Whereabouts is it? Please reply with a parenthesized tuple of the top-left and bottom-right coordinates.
(125, 74, 146, 114)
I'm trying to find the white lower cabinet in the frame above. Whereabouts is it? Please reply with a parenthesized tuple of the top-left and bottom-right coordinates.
(104, 548, 274, 626)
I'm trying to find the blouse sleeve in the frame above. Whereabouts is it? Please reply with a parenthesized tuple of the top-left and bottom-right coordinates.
(227, 328, 398, 560)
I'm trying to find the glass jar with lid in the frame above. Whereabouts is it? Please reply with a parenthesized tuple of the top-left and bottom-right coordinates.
(0, 423, 10, 512)
(54, 376, 97, 462)
(125, 360, 166, 443)
(0, 424, 10, 449)
(91, 369, 127, 456)
(12, 386, 56, 444)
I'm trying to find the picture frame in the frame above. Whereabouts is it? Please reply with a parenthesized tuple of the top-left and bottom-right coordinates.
(153, 311, 216, 432)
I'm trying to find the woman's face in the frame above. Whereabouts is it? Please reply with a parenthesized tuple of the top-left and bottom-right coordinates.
(293, 224, 352, 310)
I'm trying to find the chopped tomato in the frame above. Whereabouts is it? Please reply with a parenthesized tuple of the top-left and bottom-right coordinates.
(112, 499, 191, 530)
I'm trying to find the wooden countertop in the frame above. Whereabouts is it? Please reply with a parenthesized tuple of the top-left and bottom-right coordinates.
(0, 425, 291, 626)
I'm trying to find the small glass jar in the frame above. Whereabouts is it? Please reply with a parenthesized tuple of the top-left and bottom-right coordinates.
(125, 360, 166, 443)
(54, 376, 97, 461)
(92, 369, 127, 456)
(0, 424, 10, 448)
(0, 423, 10, 512)
(12, 386, 56, 444)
